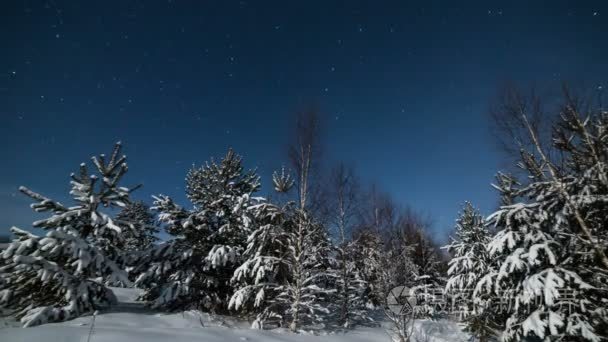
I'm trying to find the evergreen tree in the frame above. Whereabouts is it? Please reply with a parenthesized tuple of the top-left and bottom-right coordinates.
(443, 202, 495, 341)
(230, 202, 336, 331)
(332, 241, 371, 327)
(406, 229, 445, 318)
(475, 107, 608, 341)
(350, 229, 385, 308)
(274, 209, 335, 332)
(229, 202, 293, 326)
(134, 149, 260, 312)
(115, 201, 157, 252)
(0, 143, 135, 326)
(272, 166, 294, 194)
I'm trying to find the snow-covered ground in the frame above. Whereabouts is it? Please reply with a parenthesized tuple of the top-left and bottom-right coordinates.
(0, 288, 469, 342)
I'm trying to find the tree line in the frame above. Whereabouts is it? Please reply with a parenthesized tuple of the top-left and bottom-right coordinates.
(0, 108, 447, 338)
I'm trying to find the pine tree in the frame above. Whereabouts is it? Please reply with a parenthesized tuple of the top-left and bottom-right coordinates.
(115, 201, 157, 252)
(229, 202, 293, 326)
(406, 229, 445, 318)
(350, 229, 385, 308)
(274, 209, 335, 332)
(332, 241, 371, 327)
(0, 143, 135, 327)
(475, 107, 608, 341)
(134, 149, 260, 312)
(273, 166, 294, 194)
(443, 202, 495, 341)
(230, 202, 336, 331)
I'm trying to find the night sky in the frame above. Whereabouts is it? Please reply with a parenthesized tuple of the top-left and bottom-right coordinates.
(1, 1, 607, 240)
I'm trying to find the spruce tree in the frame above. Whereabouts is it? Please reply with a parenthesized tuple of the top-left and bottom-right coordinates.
(332, 241, 371, 327)
(230, 201, 336, 331)
(135, 149, 260, 312)
(115, 201, 157, 252)
(0, 143, 135, 326)
(350, 229, 385, 308)
(475, 107, 608, 341)
(229, 201, 293, 327)
(407, 229, 445, 318)
(443, 202, 495, 340)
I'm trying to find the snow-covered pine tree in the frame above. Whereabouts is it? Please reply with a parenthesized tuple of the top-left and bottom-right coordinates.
(349, 229, 385, 308)
(475, 107, 608, 341)
(272, 209, 335, 332)
(230, 202, 335, 331)
(134, 149, 260, 312)
(273, 166, 294, 194)
(402, 229, 446, 318)
(115, 201, 157, 252)
(0, 142, 135, 327)
(443, 202, 496, 341)
(332, 240, 371, 328)
(229, 201, 293, 326)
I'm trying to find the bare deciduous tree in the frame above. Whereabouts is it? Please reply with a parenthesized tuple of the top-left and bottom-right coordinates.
(489, 84, 556, 168)
(288, 107, 325, 212)
(328, 162, 360, 243)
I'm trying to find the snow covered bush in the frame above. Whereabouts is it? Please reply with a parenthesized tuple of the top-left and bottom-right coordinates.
(0, 143, 135, 327)
(134, 149, 260, 312)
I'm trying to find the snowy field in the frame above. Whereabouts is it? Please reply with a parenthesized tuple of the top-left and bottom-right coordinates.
(0, 288, 469, 342)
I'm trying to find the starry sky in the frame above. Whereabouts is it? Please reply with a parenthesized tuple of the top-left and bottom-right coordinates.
(1, 1, 607, 241)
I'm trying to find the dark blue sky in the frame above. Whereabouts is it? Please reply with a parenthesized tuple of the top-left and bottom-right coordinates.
(1, 1, 607, 241)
